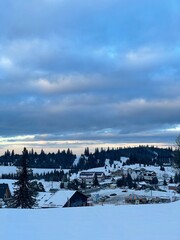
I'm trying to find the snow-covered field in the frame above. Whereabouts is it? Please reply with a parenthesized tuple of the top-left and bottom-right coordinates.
(0, 179, 62, 192)
(0, 166, 69, 176)
(0, 201, 179, 240)
(0, 163, 179, 239)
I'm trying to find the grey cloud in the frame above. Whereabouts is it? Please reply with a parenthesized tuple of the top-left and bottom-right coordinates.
(1, 0, 179, 45)
(0, 96, 179, 137)
(0, 0, 180, 151)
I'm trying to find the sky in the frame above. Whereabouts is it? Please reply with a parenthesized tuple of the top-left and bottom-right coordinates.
(0, 0, 180, 155)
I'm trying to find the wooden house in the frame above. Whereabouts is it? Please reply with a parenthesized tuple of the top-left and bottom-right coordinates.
(40, 190, 88, 208)
(0, 183, 11, 201)
(168, 184, 178, 191)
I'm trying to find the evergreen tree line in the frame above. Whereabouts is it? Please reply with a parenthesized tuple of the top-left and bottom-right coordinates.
(76, 146, 174, 170)
(0, 145, 175, 171)
(0, 148, 76, 169)
(0, 170, 67, 182)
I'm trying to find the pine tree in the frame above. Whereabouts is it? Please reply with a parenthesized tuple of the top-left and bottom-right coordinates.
(151, 176, 158, 185)
(126, 173, 133, 189)
(174, 173, 180, 183)
(117, 178, 123, 187)
(60, 181, 64, 189)
(174, 135, 180, 168)
(84, 147, 90, 157)
(93, 173, 99, 187)
(10, 148, 36, 208)
(81, 179, 86, 189)
(163, 179, 167, 186)
(169, 176, 174, 184)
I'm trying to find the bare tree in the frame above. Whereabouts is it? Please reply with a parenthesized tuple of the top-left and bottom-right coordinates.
(174, 135, 180, 168)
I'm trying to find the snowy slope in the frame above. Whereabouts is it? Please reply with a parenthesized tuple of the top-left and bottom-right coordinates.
(0, 179, 62, 193)
(0, 166, 69, 176)
(0, 201, 179, 240)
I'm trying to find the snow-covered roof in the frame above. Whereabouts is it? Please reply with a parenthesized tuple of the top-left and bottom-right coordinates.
(79, 171, 105, 178)
(139, 181, 147, 185)
(37, 192, 54, 206)
(39, 190, 76, 208)
(168, 184, 177, 187)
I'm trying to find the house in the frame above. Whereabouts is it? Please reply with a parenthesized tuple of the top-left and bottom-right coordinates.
(111, 169, 123, 176)
(168, 184, 177, 191)
(131, 171, 138, 180)
(109, 183, 117, 189)
(79, 171, 105, 185)
(0, 183, 11, 201)
(39, 190, 88, 208)
(121, 167, 133, 176)
(143, 171, 156, 182)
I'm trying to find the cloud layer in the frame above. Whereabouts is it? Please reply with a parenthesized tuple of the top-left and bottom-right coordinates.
(0, 0, 180, 153)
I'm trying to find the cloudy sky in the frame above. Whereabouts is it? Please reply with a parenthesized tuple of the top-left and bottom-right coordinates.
(0, 0, 180, 154)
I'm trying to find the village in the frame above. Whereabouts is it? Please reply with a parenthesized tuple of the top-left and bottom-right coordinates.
(1, 157, 180, 208)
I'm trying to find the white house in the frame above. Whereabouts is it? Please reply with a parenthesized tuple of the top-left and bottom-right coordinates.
(79, 171, 105, 185)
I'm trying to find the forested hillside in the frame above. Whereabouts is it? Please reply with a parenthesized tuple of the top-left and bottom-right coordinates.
(0, 146, 174, 171)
